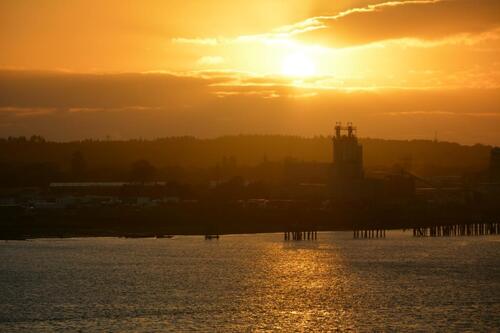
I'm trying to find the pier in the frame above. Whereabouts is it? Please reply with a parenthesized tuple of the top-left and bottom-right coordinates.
(413, 222, 499, 237)
(284, 231, 318, 241)
(353, 229, 386, 239)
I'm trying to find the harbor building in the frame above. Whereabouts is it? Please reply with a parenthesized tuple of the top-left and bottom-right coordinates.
(332, 122, 364, 181)
(330, 122, 415, 202)
(330, 122, 365, 200)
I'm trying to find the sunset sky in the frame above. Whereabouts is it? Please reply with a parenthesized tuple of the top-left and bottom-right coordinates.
(1, 0, 499, 144)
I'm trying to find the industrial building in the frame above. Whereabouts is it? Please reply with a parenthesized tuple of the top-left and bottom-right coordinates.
(330, 122, 415, 202)
(330, 122, 364, 200)
(332, 122, 364, 180)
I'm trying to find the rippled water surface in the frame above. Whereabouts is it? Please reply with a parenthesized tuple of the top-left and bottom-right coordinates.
(1, 232, 499, 332)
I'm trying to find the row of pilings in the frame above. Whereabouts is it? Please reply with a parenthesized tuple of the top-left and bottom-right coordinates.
(284, 231, 318, 241)
(413, 222, 500, 237)
(353, 229, 386, 239)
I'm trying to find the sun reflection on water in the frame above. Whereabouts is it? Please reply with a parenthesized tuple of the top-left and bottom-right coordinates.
(236, 239, 356, 331)
(2, 232, 498, 331)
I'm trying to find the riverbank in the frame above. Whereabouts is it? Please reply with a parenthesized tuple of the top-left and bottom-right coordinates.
(2, 201, 498, 240)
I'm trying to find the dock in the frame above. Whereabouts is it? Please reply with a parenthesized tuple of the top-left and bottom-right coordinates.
(413, 222, 499, 237)
(284, 231, 318, 241)
(353, 229, 386, 239)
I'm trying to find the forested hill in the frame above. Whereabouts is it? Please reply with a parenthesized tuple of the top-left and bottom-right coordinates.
(0, 135, 491, 172)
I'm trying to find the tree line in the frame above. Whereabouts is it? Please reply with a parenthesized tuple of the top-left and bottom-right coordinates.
(0, 135, 492, 187)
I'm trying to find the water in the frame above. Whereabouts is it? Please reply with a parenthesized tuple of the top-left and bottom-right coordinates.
(1, 232, 499, 332)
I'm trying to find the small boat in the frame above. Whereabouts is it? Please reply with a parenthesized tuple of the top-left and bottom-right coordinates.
(156, 235, 174, 239)
(204, 234, 219, 240)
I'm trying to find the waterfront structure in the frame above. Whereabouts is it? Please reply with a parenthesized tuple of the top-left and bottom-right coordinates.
(332, 122, 364, 181)
(330, 122, 416, 202)
(413, 222, 499, 237)
(284, 231, 318, 241)
(330, 122, 365, 200)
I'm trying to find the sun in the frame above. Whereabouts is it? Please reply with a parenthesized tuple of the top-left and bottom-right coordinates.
(281, 52, 316, 77)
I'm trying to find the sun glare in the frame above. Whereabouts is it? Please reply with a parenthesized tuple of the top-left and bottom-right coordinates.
(281, 52, 316, 77)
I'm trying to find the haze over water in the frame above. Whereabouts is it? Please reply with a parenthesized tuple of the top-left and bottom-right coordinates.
(1, 232, 499, 332)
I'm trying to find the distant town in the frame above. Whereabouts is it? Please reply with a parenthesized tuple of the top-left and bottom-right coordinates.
(1, 126, 499, 239)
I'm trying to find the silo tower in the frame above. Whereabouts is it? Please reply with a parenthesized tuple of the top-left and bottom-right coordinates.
(332, 122, 364, 181)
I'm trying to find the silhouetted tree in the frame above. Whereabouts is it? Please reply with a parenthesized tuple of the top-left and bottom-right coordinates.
(71, 150, 86, 180)
(23, 163, 61, 186)
(29, 135, 46, 143)
(213, 176, 245, 199)
(130, 159, 156, 183)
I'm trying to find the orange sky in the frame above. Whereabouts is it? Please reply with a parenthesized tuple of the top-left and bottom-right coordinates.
(1, 0, 499, 144)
